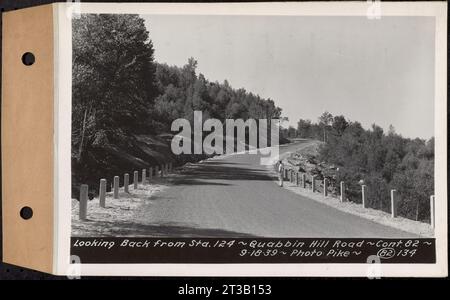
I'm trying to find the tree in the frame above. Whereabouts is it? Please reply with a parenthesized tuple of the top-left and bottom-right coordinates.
(331, 115, 348, 136)
(315, 112, 434, 221)
(287, 126, 297, 138)
(318, 111, 333, 142)
(72, 15, 286, 198)
(297, 119, 313, 138)
(72, 14, 158, 162)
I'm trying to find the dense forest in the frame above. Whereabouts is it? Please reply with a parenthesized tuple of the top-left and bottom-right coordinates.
(72, 14, 282, 196)
(295, 112, 434, 222)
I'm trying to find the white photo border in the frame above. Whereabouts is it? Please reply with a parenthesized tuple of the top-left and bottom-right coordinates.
(54, 1, 448, 277)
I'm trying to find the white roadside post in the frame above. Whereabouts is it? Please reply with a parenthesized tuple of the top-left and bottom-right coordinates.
(390, 189, 397, 218)
(142, 169, 146, 184)
(361, 185, 367, 208)
(79, 184, 88, 221)
(124, 173, 129, 193)
(340, 181, 346, 202)
(99, 179, 106, 208)
(113, 176, 119, 199)
(133, 171, 138, 189)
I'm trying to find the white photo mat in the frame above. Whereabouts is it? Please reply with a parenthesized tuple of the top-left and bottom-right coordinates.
(55, 2, 447, 277)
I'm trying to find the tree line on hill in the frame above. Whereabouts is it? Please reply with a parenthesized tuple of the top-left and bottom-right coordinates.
(295, 112, 434, 222)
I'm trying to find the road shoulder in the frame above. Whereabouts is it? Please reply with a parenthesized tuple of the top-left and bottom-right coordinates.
(266, 165, 434, 238)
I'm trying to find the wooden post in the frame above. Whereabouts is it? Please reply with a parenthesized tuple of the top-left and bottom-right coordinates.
(79, 184, 88, 220)
(149, 167, 153, 181)
(155, 165, 159, 177)
(311, 175, 316, 192)
(296, 172, 299, 186)
(133, 171, 138, 189)
(113, 176, 119, 199)
(99, 179, 106, 208)
(340, 181, 346, 202)
(124, 173, 129, 193)
(291, 170, 294, 183)
(361, 185, 367, 208)
(430, 195, 435, 228)
(302, 173, 306, 188)
(323, 178, 328, 197)
(390, 189, 397, 218)
(142, 169, 146, 184)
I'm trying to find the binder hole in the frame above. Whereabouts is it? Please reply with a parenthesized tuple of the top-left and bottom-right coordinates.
(21, 52, 35, 66)
(19, 206, 33, 220)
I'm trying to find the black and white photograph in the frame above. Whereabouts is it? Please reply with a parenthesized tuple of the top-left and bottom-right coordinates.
(60, 2, 447, 276)
(2, 0, 449, 282)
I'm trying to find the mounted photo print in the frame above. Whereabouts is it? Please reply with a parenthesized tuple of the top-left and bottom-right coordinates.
(1, 2, 447, 277)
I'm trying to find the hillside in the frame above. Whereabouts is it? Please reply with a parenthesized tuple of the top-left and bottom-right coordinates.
(72, 133, 290, 198)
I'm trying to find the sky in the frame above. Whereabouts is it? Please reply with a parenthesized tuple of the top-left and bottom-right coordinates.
(143, 15, 435, 139)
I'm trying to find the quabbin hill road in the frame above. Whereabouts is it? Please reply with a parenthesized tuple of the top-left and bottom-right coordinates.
(136, 140, 417, 238)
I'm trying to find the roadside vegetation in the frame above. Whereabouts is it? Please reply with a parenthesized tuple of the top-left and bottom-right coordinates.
(288, 112, 434, 223)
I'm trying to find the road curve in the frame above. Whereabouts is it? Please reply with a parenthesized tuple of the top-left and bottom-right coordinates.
(133, 141, 417, 238)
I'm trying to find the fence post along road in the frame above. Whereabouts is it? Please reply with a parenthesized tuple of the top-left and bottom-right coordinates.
(278, 156, 435, 231)
(124, 173, 129, 193)
(75, 162, 173, 220)
(99, 179, 106, 208)
(75, 138, 436, 234)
